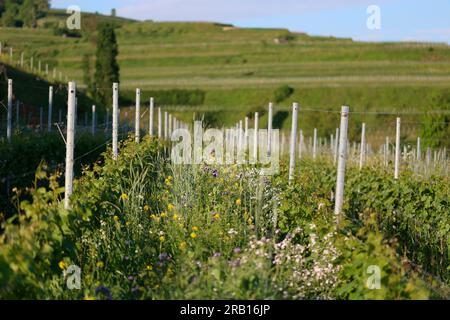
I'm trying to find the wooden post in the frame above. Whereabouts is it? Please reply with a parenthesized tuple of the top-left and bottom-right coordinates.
(164, 111, 168, 140)
(313, 128, 317, 160)
(30, 57, 33, 71)
(91, 105, 96, 135)
(48, 86, 53, 132)
(288, 103, 299, 183)
(268, 102, 273, 154)
(20, 52, 24, 67)
(64, 82, 76, 209)
(394, 117, 401, 180)
(334, 106, 349, 217)
(7, 79, 12, 143)
(417, 137, 421, 161)
(38, 60, 41, 73)
(135, 88, 141, 143)
(168, 114, 172, 138)
(253, 112, 259, 160)
(149, 97, 154, 136)
(158, 107, 162, 138)
(45, 64, 49, 75)
(333, 127, 339, 165)
(112, 83, 119, 160)
(244, 116, 249, 152)
(359, 123, 366, 170)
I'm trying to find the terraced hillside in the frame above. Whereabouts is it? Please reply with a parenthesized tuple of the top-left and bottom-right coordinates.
(1, 10, 450, 138)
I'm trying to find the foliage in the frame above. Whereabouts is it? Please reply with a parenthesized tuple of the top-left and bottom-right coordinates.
(0, 139, 445, 299)
(273, 85, 294, 103)
(94, 22, 120, 108)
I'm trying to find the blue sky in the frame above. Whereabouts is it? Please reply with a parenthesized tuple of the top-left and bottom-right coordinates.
(51, 0, 450, 43)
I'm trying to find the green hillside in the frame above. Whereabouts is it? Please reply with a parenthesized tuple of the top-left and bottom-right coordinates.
(1, 9, 450, 143)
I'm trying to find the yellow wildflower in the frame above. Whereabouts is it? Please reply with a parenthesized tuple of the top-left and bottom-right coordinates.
(179, 241, 187, 250)
(172, 214, 179, 221)
(213, 213, 220, 220)
(190, 232, 198, 239)
(192, 226, 199, 231)
(120, 193, 128, 201)
(236, 198, 241, 206)
(96, 261, 104, 269)
(159, 236, 165, 242)
(113, 215, 119, 222)
(58, 260, 66, 270)
(160, 212, 168, 218)
(146, 265, 153, 271)
(83, 295, 96, 300)
(126, 221, 130, 226)
(143, 205, 150, 211)
(167, 203, 175, 211)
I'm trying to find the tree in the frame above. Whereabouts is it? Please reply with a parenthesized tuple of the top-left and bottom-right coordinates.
(19, 0, 49, 27)
(94, 22, 120, 108)
(1, 1, 20, 27)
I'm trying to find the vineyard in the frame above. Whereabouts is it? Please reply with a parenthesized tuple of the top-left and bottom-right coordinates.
(0, 81, 448, 299)
(0, 7, 449, 302)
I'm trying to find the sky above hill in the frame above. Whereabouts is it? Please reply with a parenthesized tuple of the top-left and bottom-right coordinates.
(52, 0, 450, 43)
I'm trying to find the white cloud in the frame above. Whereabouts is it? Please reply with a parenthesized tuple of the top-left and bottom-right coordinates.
(117, 0, 382, 22)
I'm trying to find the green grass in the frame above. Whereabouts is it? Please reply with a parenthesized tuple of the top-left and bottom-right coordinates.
(0, 11, 449, 137)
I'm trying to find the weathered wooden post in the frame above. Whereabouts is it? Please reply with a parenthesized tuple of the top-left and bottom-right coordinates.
(299, 129, 304, 159)
(112, 83, 119, 160)
(135, 88, 141, 143)
(288, 103, 299, 183)
(164, 111, 168, 140)
(169, 114, 172, 138)
(332, 128, 338, 165)
(7, 79, 12, 143)
(313, 128, 318, 160)
(417, 137, 421, 161)
(20, 52, 24, 68)
(334, 106, 349, 217)
(244, 116, 249, 151)
(149, 97, 154, 136)
(48, 86, 53, 132)
(268, 102, 273, 155)
(253, 112, 259, 160)
(64, 82, 76, 209)
(158, 107, 162, 138)
(359, 123, 366, 170)
(394, 117, 401, 180)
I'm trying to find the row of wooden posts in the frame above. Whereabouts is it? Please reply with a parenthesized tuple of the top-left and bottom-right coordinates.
(0, 42, 68, 82)
(5, 79, 447, 215)
(64, 82, 188, 209)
